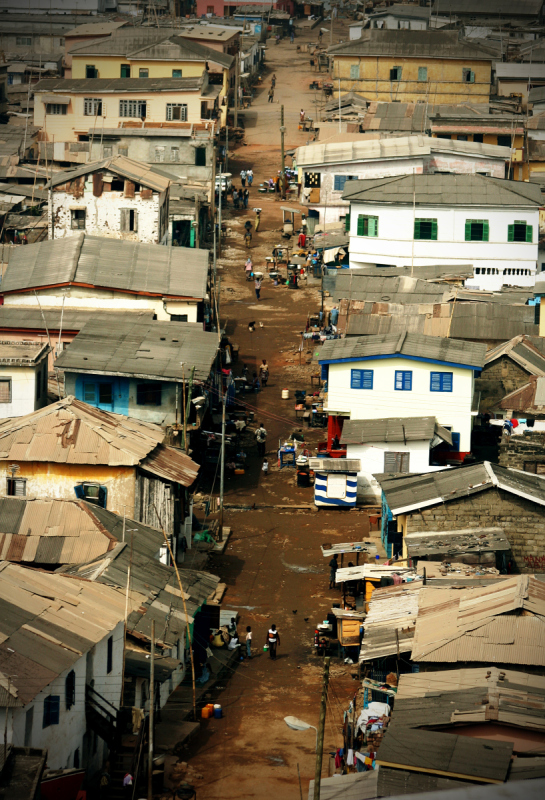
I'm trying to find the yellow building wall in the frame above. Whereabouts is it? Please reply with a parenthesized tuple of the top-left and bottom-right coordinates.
(34, 89, 205, 141)
(0, 462, 136, 516)
(333, 56, 492, 104)
(72, 55, 204, 80)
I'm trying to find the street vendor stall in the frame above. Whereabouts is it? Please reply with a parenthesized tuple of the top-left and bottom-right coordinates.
(321, 541, 378, 567)
(335, 564, 417, 610)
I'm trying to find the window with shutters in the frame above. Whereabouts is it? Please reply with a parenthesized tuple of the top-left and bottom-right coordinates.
(304, 172, 321, 188)
(103, 145, 113, 157)
(71, 209, 86, 230)
(170, 146, 180, 161)
(465, 219, 489, 241)
(46, 103, 67, 115)
(0, 379, 11, 403)
(120, 64, 130, 78)
(418, 66, 428, 82)
(137, 383, 162, 405)
(508, 220, 532, 243)
(7, 478, 26, 496)
(119, 99, 147, 118)
(357, 215, 378, 237)
(414, 218, 437, 240)
(350, 64, 360, 80)
(120, 209, 138, 232)
(139, 68, 149, 78)
(334, 175, 358, 191)
(107, 636, 113, 674)
(83, 97, 102, 116)
(462, 68, 475, 83)
(83, 382, 96, 403)
(395, 370, 412, 391)
(118, 146, 129, 156)
(384, 452, 410, 473)
(390, 66, 402, 81)
(86, 65, 98, 78)
(172, 69, 182, 78)
(430, 371, 453, 392)
(344, 213, 350, 232)
(166, 103, 188, 121)
(350, 369, 373, 389)
(154, 146, 165, 162)
(65, 670, 75, 710)
(524, 462, 545, 474)
(43, 695, 60, 728)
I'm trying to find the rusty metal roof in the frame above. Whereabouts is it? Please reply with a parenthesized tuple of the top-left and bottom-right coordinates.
(500, 375, 545, 414)
(411, 576, 545, 666)
(485, 335, 545, 376)
(46, 154, 170, 192)
(140, 442, 198, 488)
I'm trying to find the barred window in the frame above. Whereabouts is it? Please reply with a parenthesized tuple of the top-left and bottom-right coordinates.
(84, 97, 102, 116)
(119, 99, 147, 118)
(166, 103, 188, 121)
(46, 104, 67, 115)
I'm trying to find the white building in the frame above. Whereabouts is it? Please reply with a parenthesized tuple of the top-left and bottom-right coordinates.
(340, 416, 454, 502)
(343, 173, 542, 291)
(47, 155, 170, 244)
(296, 136, 511, 227)
(351, 4, 449, 37)
(318, 333, 486, 458)
(0, 562, 126, 775)
(0, 342, 50, 419)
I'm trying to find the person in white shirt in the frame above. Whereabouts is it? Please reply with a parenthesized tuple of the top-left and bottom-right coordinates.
(246, 625, 252, 658)
(266, 624, 280, 660)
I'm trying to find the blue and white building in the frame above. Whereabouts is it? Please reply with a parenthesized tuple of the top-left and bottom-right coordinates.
(309, 458, 360, 508)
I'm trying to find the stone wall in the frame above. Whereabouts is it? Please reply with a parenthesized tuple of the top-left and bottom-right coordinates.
(499, 432, 545, 471)
(476, 356, 531, 414)
(405, 488, 545, 573)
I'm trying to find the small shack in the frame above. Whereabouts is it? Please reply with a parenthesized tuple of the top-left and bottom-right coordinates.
(309, 458, 360, 507)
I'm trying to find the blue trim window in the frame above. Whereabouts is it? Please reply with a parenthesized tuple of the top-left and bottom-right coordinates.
(430, 372, 453, 392)
(395, 370, 412, 391)
(351, 369, 373, 389)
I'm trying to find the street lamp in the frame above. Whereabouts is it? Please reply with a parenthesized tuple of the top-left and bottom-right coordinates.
(284, 716, 318, 752)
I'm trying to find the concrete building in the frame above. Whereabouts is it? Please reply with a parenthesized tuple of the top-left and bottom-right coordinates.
(476, 335, 545, 415)
(63, 19, 128, 78)
(0, 341, 50, 420)
(496, 62, 545, 109)
(317, 333, 486, 457)
(296, 135, 511, 226)
(55, 317, 219, 426)
(328, 29, 495, 105)
(361, 4, 449, 33)
(343, 173, 542, 291)
(0, 561, 126, 775)
(45, 156, 171, 244)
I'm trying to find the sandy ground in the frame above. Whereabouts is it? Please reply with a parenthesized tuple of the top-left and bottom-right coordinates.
(167, 18, 382, 800)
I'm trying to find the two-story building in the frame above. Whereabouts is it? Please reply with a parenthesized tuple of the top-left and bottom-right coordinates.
(297, 135, 511, 226)
(46, 155, 171, 243)
(67, 27, 234, 125)
(317, 333, 486, 462)
(0, 341, 50, 420)
(328, 29, 495, 105)
(343, 173, 542, 291)
(1, 234, 209, 323)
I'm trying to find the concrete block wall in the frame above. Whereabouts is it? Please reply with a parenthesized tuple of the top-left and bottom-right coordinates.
(499, 433, 545, 472)
(475, 356, 531, 413)
(405, 488, 545, 572)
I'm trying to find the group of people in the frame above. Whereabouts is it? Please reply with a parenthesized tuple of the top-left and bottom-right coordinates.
(233, 186, 250, 210)
(226, 618, 281, 660)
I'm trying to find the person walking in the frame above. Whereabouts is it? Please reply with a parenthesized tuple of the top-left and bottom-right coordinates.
(245, 626, 252, 658)
(243, 187, 249, 208)
(290, 27, 295, 44)
(233, 187, 239, 209)
(266, 624, 280, 660)
(300, 109, 305, 124)
(240, 168, 247, 187)
(245, 229, 252, 248)
(245, 255, 253, 280)
(268, 86, 274, 103)
(254, 209, 261, 231)
(255, 422, 267, 456)
(260, 358, 269, 386)
(255, 276, 262, 300)
(271, 73, 276, 89)
(247, 168, 253, 186)
(329, 553, 339, 590)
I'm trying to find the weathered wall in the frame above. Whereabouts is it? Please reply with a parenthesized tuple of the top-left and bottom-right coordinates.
(88, 136, 214, 182)
(0, 461, 136, 516)
(0, 362, 48, 420)
(476, 356, 532, 414)
(403, 488, 545, 572)
(499, 432, 545, 473)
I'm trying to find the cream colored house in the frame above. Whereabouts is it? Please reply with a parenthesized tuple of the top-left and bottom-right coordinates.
(0, 341, 50, 420)
(33, 75, 219, 151)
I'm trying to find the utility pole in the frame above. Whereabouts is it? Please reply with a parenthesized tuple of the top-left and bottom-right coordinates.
(219, 387, 227, 539)
(313, 657, 330, 800)
(4, 676, 10, 756)
(147, 620, 155, 800)
(217, 160, 222, 260)
(234, 49, 239, 129)
(280, 105, 286, 200)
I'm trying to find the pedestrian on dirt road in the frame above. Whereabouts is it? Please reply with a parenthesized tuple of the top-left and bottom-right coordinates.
(268, 86, 274, 103)
(255, 276, 262, 300)
(233, 187, 240, 209)
(300, 109, 305, 124)
(318, 29, 323, 44)
(266, 624, 281, 659)
(290, 27, 295, 43)
(246, 625, 253, 658)
(243, 187, 249, 208)
(254, 209, 261, 231)
(241, 169, 247, 187)
(260, 358, 269, 386)
(255, 422, 267, 456)
(247, 168, 254, 186)
(271, 73, 276, 88)
(245, 230, 252, 248)
(329, 553, 339, 590)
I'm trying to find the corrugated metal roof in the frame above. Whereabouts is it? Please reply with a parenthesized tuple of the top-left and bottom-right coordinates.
(496, 63, 545, 79)
(34, 75, 204, 95)
(46, 155, 170, 192)
(405, 527, 510, 558)
(329, 29, 496, 60)
(342, 173, 543, 207)
(295, 135, 510, 168)
(341, 416, 436, 444)
(432, 0, 542, 14)
(2, 233, 209, 300)
(55, 318, 218, 383)
(0, 307, 154, 333)
(318, 332, 486, 369)
(485, 335, 545, 376)
(359, 582, 421, 662)
(0, 342, 49, 366)
(140, 442, 199, 488)
(0, 561, 127, 706)
(307, 771, 378, 800)
(500, 374, 545, 413)
(63, 20, 127, 37)
(308, 458, 361, 472)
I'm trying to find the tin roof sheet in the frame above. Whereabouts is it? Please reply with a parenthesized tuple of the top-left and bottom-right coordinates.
(341, 416, 445, 444)
(45, 155, 171, 192)
(0, 307, 154, 333)
(329, 29, 496, 60)
(405, 527, 511, 558)
(485, 335, 545, 376)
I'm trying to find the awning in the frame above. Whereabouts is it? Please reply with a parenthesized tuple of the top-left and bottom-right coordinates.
(40, 94, 70, 104)
(431, 423, 453, 447)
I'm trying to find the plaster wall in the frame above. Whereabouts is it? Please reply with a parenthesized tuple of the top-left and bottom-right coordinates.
(0, 361, 49, 419)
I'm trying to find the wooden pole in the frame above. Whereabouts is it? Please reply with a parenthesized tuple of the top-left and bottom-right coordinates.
(313, 657, 330, 800)
(219, 388, 227, 539)
(280, 104, 286, 200)
(182, 364, 187, 451)
(147, 620, 155, 800)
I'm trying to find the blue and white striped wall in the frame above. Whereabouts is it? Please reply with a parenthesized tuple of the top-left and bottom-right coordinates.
(314, 471, 358, 508)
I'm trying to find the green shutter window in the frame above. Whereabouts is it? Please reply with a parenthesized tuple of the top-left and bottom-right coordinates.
(345, 213, 350, 232)
(357, 215, 364, 236)
(527, 225, 533, 243)
(483, 220, 489, 241)
(508, 224, 514, 242)
(418, 67, 427, 81)
(414, 219, 420, 239)
(350, 64, 360, 80)
(431, 219, 438, 240)
(465, 220, 471, 241)
(370, 217, 378, 236)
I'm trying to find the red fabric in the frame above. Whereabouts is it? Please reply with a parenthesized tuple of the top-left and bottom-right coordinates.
(511, 418, 519, 428)
(298, 233, 306, 248)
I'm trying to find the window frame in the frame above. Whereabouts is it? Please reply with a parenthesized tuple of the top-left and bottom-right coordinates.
(350, 63, 360, 80)
(43, 695, 60, 729)
(70, 209, 86, 230)
(384, 451, 410, 473)
(394, 370, 412, 391)
(414, 218, 438, 240)
(107, 636, 113, 674)
(136, 383, 162, 406)
(334, 174, 358, 191)
(120, 64, 131, 78)
(65, 670, 76, 710)
(139, 67, 149, 78)
(465, 219, 489, 242)
(7, 478, 26, 497)
(417, 66, 428, 82)
(166, 103, 188, 122)
(16, 36, 32, 46)
(46, 103, 67, 116)
(119, 99, 147, 118)
(357, 214, 378, 237)
(172, 68, 182, 78)
(430, 371, 453, 393)
(350, 368, 373, 390)
(390, 66, 402, 81)
(83, 97, 102, 117)
(462, 67, 475, 83)
(0, 379, 12, 403)
(508, 220, 533, 243)
(85, 65, 98, 79)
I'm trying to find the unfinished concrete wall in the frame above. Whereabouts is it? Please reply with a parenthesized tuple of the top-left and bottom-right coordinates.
(476, 356, 532, 414)
(499, 432, 545, 473)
